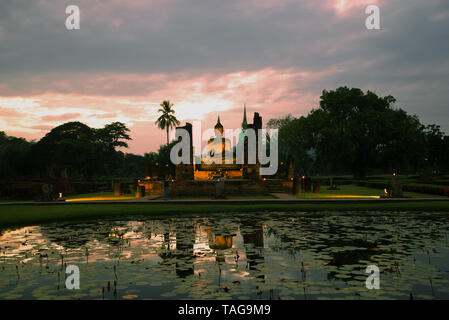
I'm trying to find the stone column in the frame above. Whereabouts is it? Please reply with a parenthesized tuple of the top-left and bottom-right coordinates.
(390, 176, 403, 198)
(113, 181, 121, 196)
(295, 177, 303, 195)
(287, 156, 295, 181)
(313, 180, 321, 193)
(304, 177, 312, 192)
(215, 179, 225, 199)
(136, 185, 146, 198)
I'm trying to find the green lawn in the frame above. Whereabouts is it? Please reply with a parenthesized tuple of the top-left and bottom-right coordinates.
(64, 193, 276, 201)
(64, 185, 444, 202)
(296, 184, 447, 199)
(228, 195, 276, 199)
(172, 195, 276, 200)
(1, 201, 449, 227)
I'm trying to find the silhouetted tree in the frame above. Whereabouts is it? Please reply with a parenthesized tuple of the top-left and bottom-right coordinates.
(308, 87, 424, 178)
(155, 100, 180, 145)
(31, 121, 132, 179)
(267, 115, 314, 175)
(0, 132, 31, 179)
(422, 124, 449, 174)
(269, 87, 440, 178)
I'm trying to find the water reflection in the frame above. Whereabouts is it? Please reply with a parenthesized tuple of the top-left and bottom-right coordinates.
(241, 219, 265, 284)
(1, 212, 449, 300)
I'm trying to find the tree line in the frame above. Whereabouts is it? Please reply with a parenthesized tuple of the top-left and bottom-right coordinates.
(0, 121, 143, 180)
(268, 87, 449, 178)
(0, 99, 181, 181)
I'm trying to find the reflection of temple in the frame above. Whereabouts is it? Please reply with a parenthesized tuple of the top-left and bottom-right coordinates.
(240, 219, 265, 280)
(208, 234, 233, 250)
(174, 222, 196, 278)
(203, 222, 237, 264)
(157, 221, 196, 278)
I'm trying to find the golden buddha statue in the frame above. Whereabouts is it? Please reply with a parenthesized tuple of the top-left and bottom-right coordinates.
(202, 116, 233, 164)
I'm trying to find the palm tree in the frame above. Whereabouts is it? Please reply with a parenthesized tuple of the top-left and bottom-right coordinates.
(155, 100, 180, 145)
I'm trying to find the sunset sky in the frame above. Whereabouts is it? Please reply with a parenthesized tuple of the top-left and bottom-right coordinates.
(1, 0, 448, 154)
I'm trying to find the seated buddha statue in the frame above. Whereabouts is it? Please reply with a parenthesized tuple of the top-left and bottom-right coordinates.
(202, 116, 233, 164)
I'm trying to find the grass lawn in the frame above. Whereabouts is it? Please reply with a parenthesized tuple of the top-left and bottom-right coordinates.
(64, 193, 277, 201)
(1, 201, 449, 227)
(228, 195, 276, 199)
(170, 195, 276, 200)
(0, 200, 33, 204)
(296, 184, 447, 199)
(64, 185, 444, 202)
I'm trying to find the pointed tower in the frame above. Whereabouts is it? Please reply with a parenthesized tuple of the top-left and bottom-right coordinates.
(242, 104, 248, 130)
(214, 115, 224, 135)
(237, 104, 248, 167)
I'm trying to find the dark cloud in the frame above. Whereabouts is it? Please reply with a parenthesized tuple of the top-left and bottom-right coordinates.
(0, 0, 448, 136)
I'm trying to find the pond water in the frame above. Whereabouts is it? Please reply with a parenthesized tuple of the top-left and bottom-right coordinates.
(1, 212, 449, 300)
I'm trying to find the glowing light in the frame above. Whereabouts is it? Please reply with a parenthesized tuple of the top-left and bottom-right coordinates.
(326, 195, 381, 199)
(66, 196, 135, 202)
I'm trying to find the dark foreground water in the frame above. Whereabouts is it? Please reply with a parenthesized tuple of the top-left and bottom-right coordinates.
(1, 212, 449, 300)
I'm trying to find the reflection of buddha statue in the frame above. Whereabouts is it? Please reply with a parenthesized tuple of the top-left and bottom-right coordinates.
(209, 235, 233, 250)
(204, 225, 234, 250)
(203, 116, 233, 164)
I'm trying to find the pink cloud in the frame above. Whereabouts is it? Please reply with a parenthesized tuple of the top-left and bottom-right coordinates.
(323, 0, 381, 16)
(41, 113, 82, 122)
(0, 107, 22, 117)
(89, 113, 118, 119)
(30, 125, 54, 131)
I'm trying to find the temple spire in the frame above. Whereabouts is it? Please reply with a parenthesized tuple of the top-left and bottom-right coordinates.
(214, 115, 223, 134)
(242, 104, 248, 130)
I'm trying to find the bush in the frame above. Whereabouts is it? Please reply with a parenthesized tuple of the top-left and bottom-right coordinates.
(356, 180, 389, 190)
(356, 180, 449, 197)
(403, 185, 449, 197)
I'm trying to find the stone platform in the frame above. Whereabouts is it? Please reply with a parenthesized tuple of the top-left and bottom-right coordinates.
(137, 179, 293, 198)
